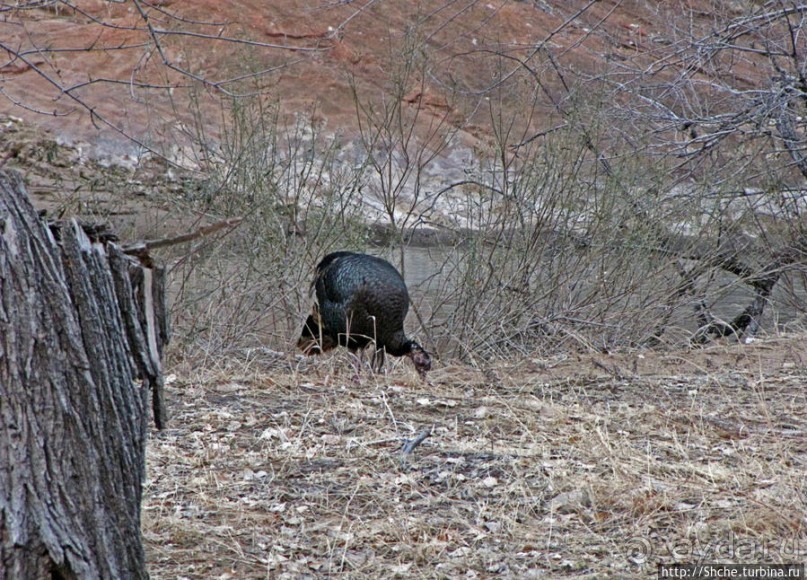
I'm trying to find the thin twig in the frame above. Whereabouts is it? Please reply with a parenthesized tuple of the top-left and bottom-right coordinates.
(401, 426, 432, 455)
(124, 217, 243, 253)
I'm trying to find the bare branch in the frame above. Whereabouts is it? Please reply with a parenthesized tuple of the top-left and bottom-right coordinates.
(124, 217, 243, 254)
(401, 427, 432, 455)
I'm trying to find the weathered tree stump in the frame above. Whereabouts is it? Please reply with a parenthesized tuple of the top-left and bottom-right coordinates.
(0, 169, 168, 579)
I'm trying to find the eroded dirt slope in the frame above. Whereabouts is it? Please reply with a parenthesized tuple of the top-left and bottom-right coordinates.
(1, 1, 752, 161)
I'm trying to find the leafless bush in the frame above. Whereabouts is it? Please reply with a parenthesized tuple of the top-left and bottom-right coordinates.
(166, 98, 369, 359)
(405, 113, 701, 358)
(170, 0, 807, 363)
(4, 0, 804, 364)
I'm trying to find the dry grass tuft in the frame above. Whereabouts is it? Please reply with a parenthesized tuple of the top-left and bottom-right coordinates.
(143, 337, 806, 578)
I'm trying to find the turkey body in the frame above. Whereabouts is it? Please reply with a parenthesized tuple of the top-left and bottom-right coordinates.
(298, 251, 431, 378)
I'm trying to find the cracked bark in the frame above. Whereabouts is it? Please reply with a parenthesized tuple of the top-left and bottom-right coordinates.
(0, 169, 167, 579)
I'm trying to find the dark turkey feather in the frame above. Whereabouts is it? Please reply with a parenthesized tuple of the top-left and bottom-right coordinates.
(298, 251, 431, 378)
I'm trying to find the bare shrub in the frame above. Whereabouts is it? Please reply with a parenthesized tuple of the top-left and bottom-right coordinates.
(165, 97, 369, 359)
(10, 1, 801, 365)
(407, 113, 702, 359)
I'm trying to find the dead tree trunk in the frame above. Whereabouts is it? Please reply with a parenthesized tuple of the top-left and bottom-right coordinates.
(0, 170, 168, 579)
(689, 242, 807, 344)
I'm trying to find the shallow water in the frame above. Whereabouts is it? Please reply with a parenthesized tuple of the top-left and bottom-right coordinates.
(394, 245, 807, 340)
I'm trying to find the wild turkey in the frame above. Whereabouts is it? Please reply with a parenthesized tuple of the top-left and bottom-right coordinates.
(298, 251, 432, 379)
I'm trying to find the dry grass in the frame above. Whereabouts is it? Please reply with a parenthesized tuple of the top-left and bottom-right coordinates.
(143, 336, 806, 578)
